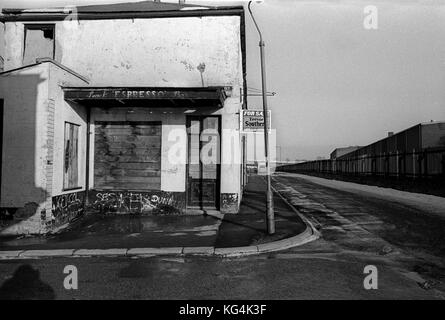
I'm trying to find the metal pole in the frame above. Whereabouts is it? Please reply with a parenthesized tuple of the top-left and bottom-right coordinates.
(248, 1, 275, 234)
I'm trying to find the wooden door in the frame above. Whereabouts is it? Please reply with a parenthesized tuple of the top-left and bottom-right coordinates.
(187, 116, 220, 209)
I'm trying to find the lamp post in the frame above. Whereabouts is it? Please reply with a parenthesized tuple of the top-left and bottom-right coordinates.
(248, 0, 275, 235)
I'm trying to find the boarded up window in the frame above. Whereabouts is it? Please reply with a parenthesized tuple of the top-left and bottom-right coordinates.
(23, 25, 55, 65)
(64, 122, 80, 190)
(94, 122, 161, 190)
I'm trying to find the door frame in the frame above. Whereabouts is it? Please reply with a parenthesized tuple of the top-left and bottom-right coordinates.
(185, 115, 221, 210)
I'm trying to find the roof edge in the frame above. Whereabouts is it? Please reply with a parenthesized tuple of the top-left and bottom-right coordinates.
(0, 58, 89, 84)
(0, 6, 245, 22)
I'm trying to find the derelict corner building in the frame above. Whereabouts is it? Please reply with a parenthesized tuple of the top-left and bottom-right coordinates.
(0, 1, 248, 235)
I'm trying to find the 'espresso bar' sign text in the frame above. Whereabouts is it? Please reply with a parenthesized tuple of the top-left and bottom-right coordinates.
(64, 88, 223, 101)
(70, 89, 187, 99)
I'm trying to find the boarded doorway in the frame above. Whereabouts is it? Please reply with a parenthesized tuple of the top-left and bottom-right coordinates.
(94, 121, 161, 190)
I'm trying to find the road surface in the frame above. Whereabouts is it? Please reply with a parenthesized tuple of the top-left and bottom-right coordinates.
(0, 172, 444, 300)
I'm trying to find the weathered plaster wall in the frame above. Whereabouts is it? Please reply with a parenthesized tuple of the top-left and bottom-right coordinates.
(3, 22, 24, 71)
(0, 64, 49, 234)
(220, 99, 242, 205)
(2, 14, 245, 215)
(49, 63, 88, 199)
(3, 16, 243, 90)
(0, 64, 48, 207)
(0, 62, 88, 234)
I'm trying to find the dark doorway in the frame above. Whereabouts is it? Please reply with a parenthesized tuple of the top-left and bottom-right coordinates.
(186, 116, 221, 210)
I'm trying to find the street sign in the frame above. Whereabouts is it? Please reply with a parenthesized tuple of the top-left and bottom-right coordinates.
(240, 110, 271, 132)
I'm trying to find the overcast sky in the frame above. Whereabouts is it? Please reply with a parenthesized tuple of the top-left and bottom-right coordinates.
(1, 0, 445, 160)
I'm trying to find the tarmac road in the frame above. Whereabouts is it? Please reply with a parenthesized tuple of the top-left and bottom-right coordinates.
(0, 173, 444, 300)
(0, 253, 441, 300)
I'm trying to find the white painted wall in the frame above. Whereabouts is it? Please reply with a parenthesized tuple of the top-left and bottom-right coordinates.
(0, 64, 49, 208)
(49, 63, 88, 196)
(3, 16, 243, 90)
(2, 14, 245, 210)
(0, 62, 86, 234)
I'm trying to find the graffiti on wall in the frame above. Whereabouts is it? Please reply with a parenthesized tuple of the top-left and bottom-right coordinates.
(51, 191, 85, 227)
(88, 190, 185, 215)
(221, 193, 239, 213)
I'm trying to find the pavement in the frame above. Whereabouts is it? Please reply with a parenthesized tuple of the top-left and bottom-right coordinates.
(0, 175, 316, 259)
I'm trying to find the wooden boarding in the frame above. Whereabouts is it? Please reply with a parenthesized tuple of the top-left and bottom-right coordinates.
(94, 121, 162, 190)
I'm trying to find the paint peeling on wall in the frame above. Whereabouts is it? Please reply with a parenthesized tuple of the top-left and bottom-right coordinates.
(3, 16, 243, 87)
(180, 60, 194, 71)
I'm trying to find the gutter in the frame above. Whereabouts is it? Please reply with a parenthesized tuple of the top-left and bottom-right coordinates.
(0, 7, 244, 22)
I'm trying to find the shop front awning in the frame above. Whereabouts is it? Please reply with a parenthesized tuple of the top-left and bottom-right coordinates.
(63, 87, 229, 108)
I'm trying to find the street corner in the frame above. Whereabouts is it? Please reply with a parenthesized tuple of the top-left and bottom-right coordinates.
(256, 225, 319, 254)
(214, 245, 259, 257)
(127, 247, 183, 256)
(0, 250, 24, 259)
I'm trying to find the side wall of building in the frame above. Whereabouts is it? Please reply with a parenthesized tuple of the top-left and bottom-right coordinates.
(0, 62, 88, 234)
(422, 122, 445, 149)
(48, 64, 88, 228)
(0, 64, 49, 234)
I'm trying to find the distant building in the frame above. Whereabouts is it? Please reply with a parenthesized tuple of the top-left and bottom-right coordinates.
(245, 131, 277, 174)
(330, 146, 362, 160)
(282, 121, 445, 178)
